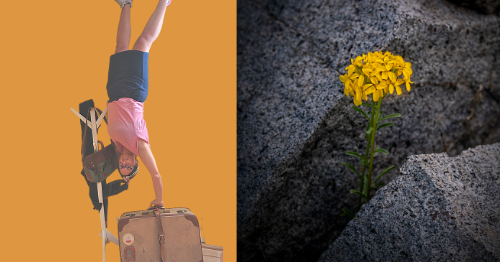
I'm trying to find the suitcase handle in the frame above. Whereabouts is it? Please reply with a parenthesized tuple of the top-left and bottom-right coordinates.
(147, 206, 165, 210)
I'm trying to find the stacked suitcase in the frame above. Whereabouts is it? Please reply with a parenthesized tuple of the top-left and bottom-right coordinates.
(201, 243, 223, 262)
(117, 207, 222, 262)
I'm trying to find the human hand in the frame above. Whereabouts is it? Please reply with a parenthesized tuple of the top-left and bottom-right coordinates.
(150, 199, 164, 208)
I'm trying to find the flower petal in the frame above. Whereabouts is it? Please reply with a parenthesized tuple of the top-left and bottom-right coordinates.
(396, 85, 402, 95)
(403, 69, 411, 79)
(348, 67, 355, 76)
(395, 79, 405, 85)
(354, 98, 362, 106)
(373, 89, 380, 101)
(356, 88, 362, 101)
(365, 86, 376, 94)
(358, 75, 365, 87)
(362, 68, 373, 75)
(374, 66, 386, 73)
(344, 84, 350, 97)
(382, 71, 388, 80)
(362, 84, 373, 90)
(376, 81, 387, 90)
(339, 75, 347, 83)
(388, 71, 396, 82)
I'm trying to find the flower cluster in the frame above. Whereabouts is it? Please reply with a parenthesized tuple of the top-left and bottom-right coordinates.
(339, 51, 413, 106)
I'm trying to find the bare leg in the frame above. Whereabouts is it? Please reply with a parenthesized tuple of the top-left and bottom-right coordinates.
(115, 3, 132, 54)
(132, 0, 169, 52)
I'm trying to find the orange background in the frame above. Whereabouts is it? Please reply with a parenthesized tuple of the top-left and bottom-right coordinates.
(0, 0, 235, 261)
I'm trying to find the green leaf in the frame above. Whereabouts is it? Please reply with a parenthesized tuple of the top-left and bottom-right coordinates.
(362, 103, 375, 107)
(352, 106, 369, 120)
(366, 127, 373, 135)
(374, 148, 389, 155)
(373, 165, 397, 183)
(377, 122, 394, 130)
(350, 189, 367, 199)
(341, 162, 361, 179)
(345, 151, 367, 164)
(340, 208, 355, 219)
(372, 182, 384, 189)
(379, 113, 401, 122)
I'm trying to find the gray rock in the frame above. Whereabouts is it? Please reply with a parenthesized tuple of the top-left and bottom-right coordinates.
(237, 0, 500, 261)
(318, 142, 500, 262)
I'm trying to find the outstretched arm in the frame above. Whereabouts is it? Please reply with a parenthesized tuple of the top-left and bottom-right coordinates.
(138, 139, 164, 207)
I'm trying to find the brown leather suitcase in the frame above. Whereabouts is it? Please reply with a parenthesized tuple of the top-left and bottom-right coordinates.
(118, 207, 204, 262)
(202, 243, 223, 262)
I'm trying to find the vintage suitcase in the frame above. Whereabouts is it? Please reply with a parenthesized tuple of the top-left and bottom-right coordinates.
(202, 243, 223, 262)
(118, 207, 204, 262)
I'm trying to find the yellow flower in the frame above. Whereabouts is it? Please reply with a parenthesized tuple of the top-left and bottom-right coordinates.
(339, 74, 348, 83)
(358, 75, 365, 87)
(346, 64, 356, 76)
(365, 85, 376, 95)
(373, 88, 381, 101)
(405, 78, 413, 92)
(353, 97, 362, 106)
(340, 51, 413, 106)
(388, 72, 396, 82)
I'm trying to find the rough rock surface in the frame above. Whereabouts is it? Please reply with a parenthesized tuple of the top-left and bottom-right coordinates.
(237, 0, 500, 261)
(318, 143, 500, 262)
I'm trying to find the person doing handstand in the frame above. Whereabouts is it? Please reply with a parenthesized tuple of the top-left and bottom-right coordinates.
(107, 0, 171, 208)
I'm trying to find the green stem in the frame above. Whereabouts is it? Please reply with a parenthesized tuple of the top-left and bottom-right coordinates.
(358, 143, 370, 210)
(362, 100, 375, 202)
(366, 96, 383, 202)
(357, 105, 375, 211)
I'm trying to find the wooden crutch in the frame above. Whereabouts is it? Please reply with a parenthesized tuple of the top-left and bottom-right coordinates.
(71, 107, 118, 262)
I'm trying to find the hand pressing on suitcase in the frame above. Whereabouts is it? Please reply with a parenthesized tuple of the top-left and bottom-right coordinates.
(138, 140, 164, 209)
(150, 199, 164, 208)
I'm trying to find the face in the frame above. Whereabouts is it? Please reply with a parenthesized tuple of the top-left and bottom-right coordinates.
(119, 152, 137, 176)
